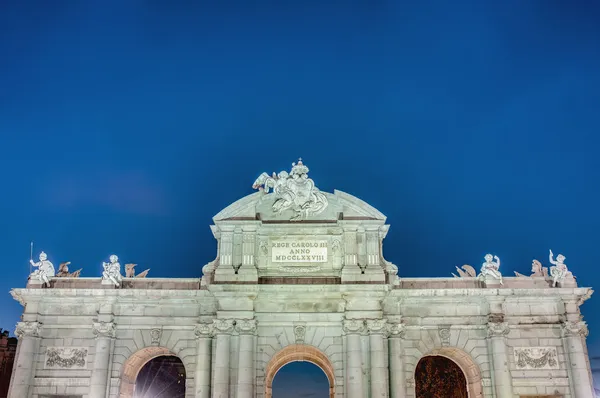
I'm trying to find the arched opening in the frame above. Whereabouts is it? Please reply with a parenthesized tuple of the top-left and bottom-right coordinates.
(133, 356, 186, 398)
(271, 361, 329, 397)
(265, 344, 335, 398)
(119, 347, 187, 398)
(414, 347, 483, 398)
(415, 355, 468, 398)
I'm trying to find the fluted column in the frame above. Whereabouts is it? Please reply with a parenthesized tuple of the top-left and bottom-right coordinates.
(212, 319, 234, 398)
(387, 321, 406, 398)
(89, 322, 115, 398)
(487, 320, 513, 398)
(8, 322, 42, 398)
(343, 319, 365, 398)
(366, 319, 389, 398)
(194, 323, 214, 398)
(562, 321, 595, 397)
(236, 319, 257, 398)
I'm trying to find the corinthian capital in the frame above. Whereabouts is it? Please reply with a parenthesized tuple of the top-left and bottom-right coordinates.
(92, 322, 116, 339)
(366, 319, 388, 335)
(235, 319, 258, 335)
(487, 321, 510, 338)
(342, 319, 365, 335)
(194, 323, 214, 338)
(562, 320, 589, 338)
(15, 321, 42, 338)
(386, 321, 406, 338)
(213, 319, 235, 335)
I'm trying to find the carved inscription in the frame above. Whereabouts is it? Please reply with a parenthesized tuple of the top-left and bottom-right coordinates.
(45, 347, 88, 369)
(513, 347, 559, 370)
(271, 240, 328, 263)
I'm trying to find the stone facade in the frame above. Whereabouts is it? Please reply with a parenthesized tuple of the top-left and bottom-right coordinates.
(7, 162, 596, 397)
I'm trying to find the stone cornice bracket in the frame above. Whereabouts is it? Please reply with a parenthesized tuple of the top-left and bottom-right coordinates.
(194, 323, 214, 339)
(342, 319, 365, 335)
(10, 290, 25, 306)
(92, 321, 116, 339)
(487, 321, 510, 338)
(235, 319, 258, 335)
(562, 320, 589, 338)
(577, 289, 594, 307)
(15, 321, 42, 338)
(386, 321, 406, 339)
(366, 319, 388, 336)
(213, 319, 235, 335)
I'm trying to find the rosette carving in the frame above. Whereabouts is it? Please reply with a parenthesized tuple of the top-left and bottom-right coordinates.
(92, 322, 116, 339)
(562, 321, 589, 338)
(213, 319, 235, 335)
(15, 321, 42, 338)
(194, 323, 214, 338)
(342, 319, 365, 335)
(487, 321, 510, 338)
(366, 319, 388, 335)
(235, 319, 257, 335)
(386, 321, 406, 338)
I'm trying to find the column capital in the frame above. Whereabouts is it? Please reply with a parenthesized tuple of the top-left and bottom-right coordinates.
(15, 321, 42, 338)
(366, 319, 388, 336)
(235, 319, 257, 335)
(562, 320, 588, 338)
(92, 321, 116, 339)
(386, 321, 406, 339)
(194, 323, 214, 339)
(487, 321, 510, 338)
(213, 319, 235, 335)
(342, 319, 365, 335)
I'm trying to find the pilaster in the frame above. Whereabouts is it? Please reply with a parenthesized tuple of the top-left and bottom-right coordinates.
(486, 316, 513, 398)
(236, 319, 257, 398)
(8, 321, 42, 398)
(212, 319, 234, 398)
(342, 319, 365, 398)
(89, 321, 115, 398)
(387, 321, 406, 398)
(562, 320, 594, 398)
(366, 319, 389, 398)
(194, 323, 214, 398)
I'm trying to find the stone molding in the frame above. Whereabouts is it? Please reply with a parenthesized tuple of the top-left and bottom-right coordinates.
(213, 319, 235, 335)
(366, 319, 388, 335)
(386, 321, 406, 338)
(562, 320, 589, 338)
(92, 321, 116, 339)
(194, 323, 214, 338)
(487, 321, 510, 338)
(45, 346, 88, 369)
(15, 321, 42, 338)
(235, 319, 258, 335)
(342, 319, 365, 335)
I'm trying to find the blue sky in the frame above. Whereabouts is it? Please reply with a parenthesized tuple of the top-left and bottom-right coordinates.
(1, 0, 600, 393)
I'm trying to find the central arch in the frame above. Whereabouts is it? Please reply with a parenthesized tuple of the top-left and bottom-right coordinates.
(265, 344, 335, 398)
(119, 347, 184, 398)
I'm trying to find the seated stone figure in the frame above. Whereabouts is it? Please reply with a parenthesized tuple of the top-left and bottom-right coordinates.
(549, 249, 569, 287)
(479, 254, 503, 285)
(102, 254, 122, 287)
(29, 251, 55, 287)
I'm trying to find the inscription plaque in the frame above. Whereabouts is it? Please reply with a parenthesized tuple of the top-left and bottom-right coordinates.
(271, 240, 328, 263)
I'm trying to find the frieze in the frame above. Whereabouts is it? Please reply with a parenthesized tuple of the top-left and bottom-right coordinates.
(92, 322, 116, 339)
(513, 347, 559, 370)
(194, 323, 214, 338)
(45, 347, 88, 369)
(15, 321, 42, 338)
(342, 319, 365, 335)
(235, 319, 258, 335)
(213, 319, 235, 335)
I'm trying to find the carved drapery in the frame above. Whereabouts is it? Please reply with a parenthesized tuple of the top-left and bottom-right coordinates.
(45, 347, 88, 369)
(513, 347, 559, 370)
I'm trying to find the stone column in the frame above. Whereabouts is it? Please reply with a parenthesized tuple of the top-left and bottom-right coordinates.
(212, 319, 234, 398)
(194, 323, 214, 398)
(387, 321, 406, 398)
(343, 319, 365, 398)
(89, 321, 116, 398)
(562, 320, 595, 397)
(236, 319, 257, 398)
(8, 321, 42, 398)
(486, 319, 513, 398)
(366, 319, 389, 398)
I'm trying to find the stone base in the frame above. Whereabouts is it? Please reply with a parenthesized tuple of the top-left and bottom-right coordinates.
(214, 265, 258, 283)
(101, 278, 119, 288)
(481, 275, 503, 288)
(341, 264, 386, 283)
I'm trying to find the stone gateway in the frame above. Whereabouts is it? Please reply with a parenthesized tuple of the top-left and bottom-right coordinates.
(8, 160, 595, 397)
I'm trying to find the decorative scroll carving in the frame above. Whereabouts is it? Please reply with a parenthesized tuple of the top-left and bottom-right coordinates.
(150, 328, 162, 345)
(92, 322, 116, 339)
(213, 319, 235, 335)
(438, 327, 451, 346)
(452, 265, 476, 278)
(235, 319, 257, 335)
(194, 323, 214, 338)
(342, 319, 365, 335)
(125, 264, 150, 278)
(15, 321, 42, 338)
(366, 319, 388, 335)
(513, 347, 559, 370)
(252, 159, 328, 221)
(562, 321, 588, 338)
(487, 321, 510, 338)
(293, 322, 306, 344)
(386, 321, 406, 338)
(45, 347, 88, 369)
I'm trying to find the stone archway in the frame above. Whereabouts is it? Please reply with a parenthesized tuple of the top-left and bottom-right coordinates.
(415, 347, 483, 398)
(265, 344, 335, 398)
(119, 346, 182, 398)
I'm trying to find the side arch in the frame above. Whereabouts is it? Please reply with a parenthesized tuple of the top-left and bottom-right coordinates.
(416, 347, 483, 398)
(118, 346, 185, 398)
(265, 344, 335, 398)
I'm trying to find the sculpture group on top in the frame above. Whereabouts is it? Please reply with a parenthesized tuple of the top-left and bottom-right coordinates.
(451, 250, 572, 287)
(28, 251, 149, 288)
(252, 158, 329, 221)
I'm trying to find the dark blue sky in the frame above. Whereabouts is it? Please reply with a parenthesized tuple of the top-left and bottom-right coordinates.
(2, 0, 600, 393)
